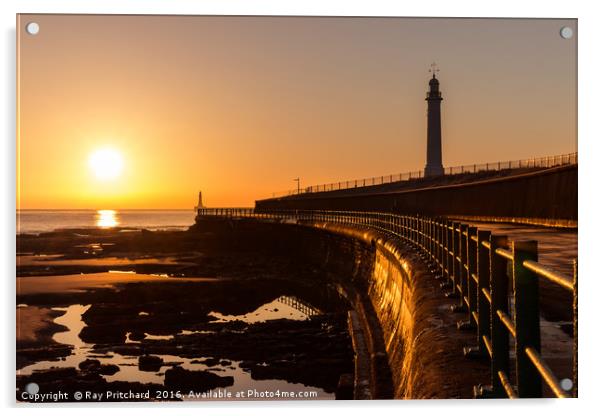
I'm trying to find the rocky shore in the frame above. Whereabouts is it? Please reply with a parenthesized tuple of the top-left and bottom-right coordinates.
(16, 227, 355, 402)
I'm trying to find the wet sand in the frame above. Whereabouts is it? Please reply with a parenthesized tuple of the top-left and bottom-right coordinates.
(17, 272, 218, 295)
(17, 306, 67, 346)
(17, 255, 194, 267)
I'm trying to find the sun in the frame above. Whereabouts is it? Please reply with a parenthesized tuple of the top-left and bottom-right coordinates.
(88, 148, 124, 181)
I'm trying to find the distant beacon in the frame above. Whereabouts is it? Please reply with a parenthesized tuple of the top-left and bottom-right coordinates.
(196, 191, 204, 209)
(424, 65, 444, 177)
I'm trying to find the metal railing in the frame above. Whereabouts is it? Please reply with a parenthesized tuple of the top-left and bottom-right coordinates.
(197, 207, 577, 399)
(268, 152, 577, 198)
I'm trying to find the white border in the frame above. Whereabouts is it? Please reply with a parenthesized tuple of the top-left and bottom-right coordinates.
(2, 1, 601, 415)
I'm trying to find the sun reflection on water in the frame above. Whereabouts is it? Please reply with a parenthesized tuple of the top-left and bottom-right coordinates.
(96, 210, 119, 228)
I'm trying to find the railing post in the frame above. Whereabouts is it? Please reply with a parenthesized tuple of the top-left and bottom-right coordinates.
(417, 216, 421, 248)
(423, 217, 427, 251)
(445, 220, 454, 288)
(512, 240, 542, 398)
(401, 216, 406, 239)
(453, 224, 468, 313)
(421, 217, 425, 250)
(489, 234, 510, 398)
(435, 219, 441, 273)
(447, 222, 460, 297)
(440, 219, 447, 279)
(460, 224, 468, 303)
(429, 219, 434, 261)
(427, 218, 435, 262)
(418, 216, 422, 249)
(461, 226, 478, 329)
(421, 217, 426, 250)
(474, 230, 491, 356)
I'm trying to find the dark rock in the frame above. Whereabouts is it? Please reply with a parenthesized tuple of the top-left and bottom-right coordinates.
(199, 357, 220, 366)
(99, 364, 120, 375)
(16, 345, 73, 370)
(239, 360, 255, 369)
(23, 367, 78, 383)
(164, 366, 233, 392)
(79, 359, 101, 372)
(129, 331, 146, 341)
(138, 355, 163, 372)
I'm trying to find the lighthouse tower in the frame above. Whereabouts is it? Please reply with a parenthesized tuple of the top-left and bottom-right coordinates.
(424, 64, 444, 177)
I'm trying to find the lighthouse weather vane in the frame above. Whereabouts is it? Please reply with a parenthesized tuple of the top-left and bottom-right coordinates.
(429, 62, 440, 77)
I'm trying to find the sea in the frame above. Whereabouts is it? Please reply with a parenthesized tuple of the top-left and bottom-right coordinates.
(16, 210, 197, 234)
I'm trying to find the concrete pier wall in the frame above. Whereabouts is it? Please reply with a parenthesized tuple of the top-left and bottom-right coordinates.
(255, 164, 577, 222)
(192, 218, 488, 398)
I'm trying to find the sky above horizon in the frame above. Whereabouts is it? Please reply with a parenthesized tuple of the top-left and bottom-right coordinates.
(17, 15, 576, 209)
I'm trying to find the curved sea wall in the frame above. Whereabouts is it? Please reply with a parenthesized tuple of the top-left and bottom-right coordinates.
(192, 218, 485, 398)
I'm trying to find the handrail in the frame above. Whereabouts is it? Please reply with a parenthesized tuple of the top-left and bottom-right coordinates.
(497, 310, 517, 338)
(498, 371, 518, 399)
(523, 260, 574, 291)
(525, 347, 571, 398)
(495, 248, 513, 261)
(268, 152, 578, 198)
(195, 208, 578, 399)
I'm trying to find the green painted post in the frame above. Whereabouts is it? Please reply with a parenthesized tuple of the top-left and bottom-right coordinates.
(512, 240, 542, 398)
(490, 235, 510, 398)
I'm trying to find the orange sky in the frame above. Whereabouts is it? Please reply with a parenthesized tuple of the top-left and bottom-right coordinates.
(17, 15, 576, 209)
